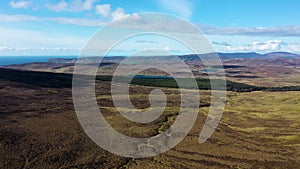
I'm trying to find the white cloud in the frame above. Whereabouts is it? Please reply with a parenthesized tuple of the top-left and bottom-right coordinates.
(0, 13, 107, 26)
(2, 13, 299, 38)
(0, 28, 86, 52)
(111, 7, 130, 21)
(48, 17, 106, 26)
(0, 46, 14, 51)
(252, 40, 281, 51)
(95, 5, 130, 21)
(9, 0, 31, 9)
(95, 4, 111, 18)
(45, 1, 130, 21)
(164, 46, 171, 51)
(54, 47, 63, 51)
(288, 45, 300, 52)
(15, 47, 32, 51)
(155, 0, 193, 20)
(0, 46, 33, 51)
(279, 42, 300, 53)
(198, 25, 300, 37)
(107, 13, 198, 33)
(0, 12, 133, 26)
(212, 41, 232, 47)
(46, 0, 67, 11)
(0, 14, 37, 22)
(2, 14, 300, 54)
(227, 40, 282, 52)
(40, 47, 50, 51)
(46, 0, 97, 12)
(82, 0, 96, 10)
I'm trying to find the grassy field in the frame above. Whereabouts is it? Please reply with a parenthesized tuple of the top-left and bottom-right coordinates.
(224, 91, 300, 146)
(1, 68, 300, 168)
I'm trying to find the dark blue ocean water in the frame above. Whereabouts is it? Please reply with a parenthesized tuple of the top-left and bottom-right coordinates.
(0, 56, 77, 66)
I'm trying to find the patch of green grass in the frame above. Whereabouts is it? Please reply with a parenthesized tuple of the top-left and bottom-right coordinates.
(272, 135, 300, 145)
(222, 91, 300, 146)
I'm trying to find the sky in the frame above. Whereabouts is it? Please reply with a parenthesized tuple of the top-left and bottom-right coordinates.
(0, 0, 300, 56)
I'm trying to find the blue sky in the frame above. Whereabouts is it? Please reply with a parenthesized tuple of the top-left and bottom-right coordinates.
(0, 0, 300, 56)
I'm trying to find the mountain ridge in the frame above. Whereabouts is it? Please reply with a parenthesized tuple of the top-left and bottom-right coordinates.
(46, 52, 300, 64)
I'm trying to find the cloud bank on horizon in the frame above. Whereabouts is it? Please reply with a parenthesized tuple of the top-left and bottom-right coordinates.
(0, 0, 300, 55)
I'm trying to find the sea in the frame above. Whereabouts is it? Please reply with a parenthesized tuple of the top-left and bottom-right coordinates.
(0, 56, 77, 66)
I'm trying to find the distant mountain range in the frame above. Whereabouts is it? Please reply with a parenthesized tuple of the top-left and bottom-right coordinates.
(48, 52, 300, 64)
(181, 52, 300, 61)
